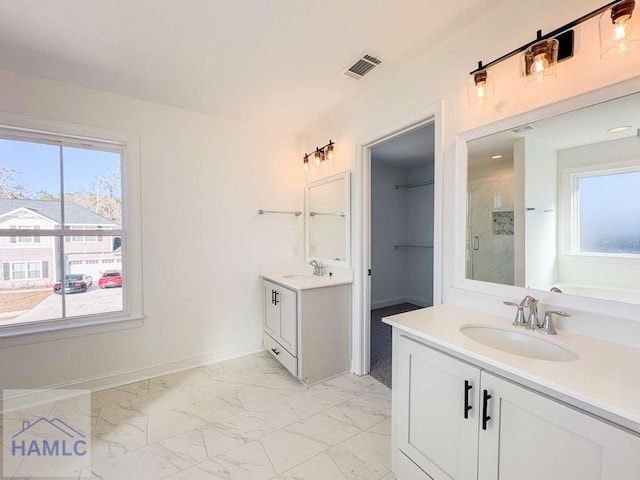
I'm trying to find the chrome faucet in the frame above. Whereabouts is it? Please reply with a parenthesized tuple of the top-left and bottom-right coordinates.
(522, 296, 540, 330)
(309, 260, 325, 276)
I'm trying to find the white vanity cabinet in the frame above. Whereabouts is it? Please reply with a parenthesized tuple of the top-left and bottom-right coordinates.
(394, 332, 640, 480)
(262, 277, 350, 385)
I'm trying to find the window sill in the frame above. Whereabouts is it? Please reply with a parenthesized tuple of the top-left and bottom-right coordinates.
(560, 253, 640, 264)
(0, 313, 145, 348)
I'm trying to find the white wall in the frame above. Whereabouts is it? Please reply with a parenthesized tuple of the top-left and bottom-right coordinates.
(301, 0, 640, 346)
(0, 68, 303, 391)
(370, 164, 433, 308)
(523, 139, 558, 288)
(405, 165, 434, 307)
(370, 165, 408, 307)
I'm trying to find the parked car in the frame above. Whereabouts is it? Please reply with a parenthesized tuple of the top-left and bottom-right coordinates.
(98, 270, 122, 288)
(54, 274, 92, 294)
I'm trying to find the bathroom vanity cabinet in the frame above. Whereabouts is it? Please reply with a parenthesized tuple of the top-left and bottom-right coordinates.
(395, 333, 640, 480)
(386, 305, 640, 480)
(261, 277, 351, 385)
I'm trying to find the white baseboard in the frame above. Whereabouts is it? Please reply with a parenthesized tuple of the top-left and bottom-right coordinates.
(371, 297, 432, 310)
(2, 343, 264, 403)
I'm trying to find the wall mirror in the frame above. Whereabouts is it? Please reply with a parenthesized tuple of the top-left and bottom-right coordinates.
(305, 171, 351, 267)
(464, 88, 640, 305)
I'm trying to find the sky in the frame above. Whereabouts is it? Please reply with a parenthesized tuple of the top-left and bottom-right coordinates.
(0, 138, 121, 197)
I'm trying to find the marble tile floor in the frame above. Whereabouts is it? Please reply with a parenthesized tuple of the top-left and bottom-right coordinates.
(6, 351, 398, 480)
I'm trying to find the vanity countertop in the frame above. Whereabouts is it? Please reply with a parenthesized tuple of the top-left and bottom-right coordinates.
(384, 304, 640, 433)
(261, 271, 353, 291)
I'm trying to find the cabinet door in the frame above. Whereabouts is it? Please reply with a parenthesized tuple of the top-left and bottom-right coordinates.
(277, 286, 297, 355)
(263, 281, 279, 338)
(397, 335, 480, 480)
(479, 372, 640, 480)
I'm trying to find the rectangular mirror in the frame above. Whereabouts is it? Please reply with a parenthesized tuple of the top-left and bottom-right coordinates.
(465, 90, 640, 305)
(305, 171, 351, 267)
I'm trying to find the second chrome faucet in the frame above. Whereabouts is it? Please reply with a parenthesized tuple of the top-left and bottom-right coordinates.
(504, 296, 571, 335)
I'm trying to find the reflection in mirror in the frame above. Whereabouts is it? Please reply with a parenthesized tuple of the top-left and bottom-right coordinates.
(466, 92, 640, 304)
(305, 171, 351, 267)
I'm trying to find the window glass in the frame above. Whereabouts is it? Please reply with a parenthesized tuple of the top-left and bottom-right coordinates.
(0, 136, 124, 326)
(578, 170, 640, 254)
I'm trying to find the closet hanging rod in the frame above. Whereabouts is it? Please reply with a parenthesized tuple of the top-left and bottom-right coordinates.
(309, 212, 345, 217)
(394, 244, 434, 249)
(395, 180, 434, 190)
(258, 209, 302, 217)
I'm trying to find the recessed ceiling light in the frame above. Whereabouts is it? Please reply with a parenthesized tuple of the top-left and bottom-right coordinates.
(607, 125, 632, 133)
(491, 154, 503, 159)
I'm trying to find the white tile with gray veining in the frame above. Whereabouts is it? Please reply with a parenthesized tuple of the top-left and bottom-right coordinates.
(82, 351, 392, 480)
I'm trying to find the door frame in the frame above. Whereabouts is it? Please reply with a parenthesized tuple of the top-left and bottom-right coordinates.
(352, 101, 444, 376)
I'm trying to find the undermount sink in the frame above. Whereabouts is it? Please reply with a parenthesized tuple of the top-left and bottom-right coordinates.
(460, 324, 579, 362)
(283, 274, 316, 280)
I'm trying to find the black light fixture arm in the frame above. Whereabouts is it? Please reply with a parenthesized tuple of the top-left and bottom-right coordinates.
(470, 0, 622, 74)
(303, 139, 334, 159)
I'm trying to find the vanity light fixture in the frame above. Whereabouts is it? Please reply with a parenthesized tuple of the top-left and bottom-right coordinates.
(302, 140, 335, 170)
(522, 36, 559, 86)
(599, 0, 640, 57)
(467, 62, 495, 107)
(468, 1, 632, 106)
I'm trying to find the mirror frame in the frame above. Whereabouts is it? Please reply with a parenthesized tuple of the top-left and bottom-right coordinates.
(305, 171, 352, 268)
(454, 76, 640, 321)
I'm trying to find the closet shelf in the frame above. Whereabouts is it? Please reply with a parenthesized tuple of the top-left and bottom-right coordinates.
(395, 180, 434, 190)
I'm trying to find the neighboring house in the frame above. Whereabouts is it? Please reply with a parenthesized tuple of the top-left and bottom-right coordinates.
(0, 199, 120, 289)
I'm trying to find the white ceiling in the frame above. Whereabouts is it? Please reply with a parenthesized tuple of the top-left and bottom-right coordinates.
(469, 92, 640, 166)
(371, 123, 435, 168)
(0, 0, 497, 130)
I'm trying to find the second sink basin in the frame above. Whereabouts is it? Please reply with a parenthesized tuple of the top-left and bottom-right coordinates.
(460, 324, 579, 362)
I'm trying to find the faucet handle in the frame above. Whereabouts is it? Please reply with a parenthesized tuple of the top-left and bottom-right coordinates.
(540, 310, 571, 335)
(503, 301, 527, 327)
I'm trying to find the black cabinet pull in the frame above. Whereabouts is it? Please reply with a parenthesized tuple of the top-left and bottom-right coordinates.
(271, 348, 280, 355)
(271, 289, 275, 305)
(482, 389, 492, 430)
(274, 291, 279, 305)
(464, 380, 473, 419)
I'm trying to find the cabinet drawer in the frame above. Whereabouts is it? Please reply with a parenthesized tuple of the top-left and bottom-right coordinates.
(264, 333, 298, 377)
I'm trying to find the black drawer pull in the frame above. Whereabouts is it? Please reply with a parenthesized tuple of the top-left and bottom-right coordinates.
(271, 348, 280, 355)
(464, 380, 473, 419)
(271, 289, 275, 305)
(482, 389, 492, 430)
(274, 291, 279, 305)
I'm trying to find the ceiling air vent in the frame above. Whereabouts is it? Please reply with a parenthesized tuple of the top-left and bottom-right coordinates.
(341, 53, 382, 80)
(511, 125, 535, 134)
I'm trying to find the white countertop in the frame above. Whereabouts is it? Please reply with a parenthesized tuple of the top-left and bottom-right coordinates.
(261, 271, 353, 291)
(383, 304, 640, 433)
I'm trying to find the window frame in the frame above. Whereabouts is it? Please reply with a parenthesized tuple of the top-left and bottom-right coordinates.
(10, 261, 43, 280)
(560, 159, 640, 258)
(0, 113, 143, 344)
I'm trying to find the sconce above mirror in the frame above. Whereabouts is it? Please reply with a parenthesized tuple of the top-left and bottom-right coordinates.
(463, 87, 640, 305)
(305, 171, 351, 268)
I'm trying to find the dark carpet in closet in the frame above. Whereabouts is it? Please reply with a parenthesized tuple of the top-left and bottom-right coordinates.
(370, 303, 423, 388)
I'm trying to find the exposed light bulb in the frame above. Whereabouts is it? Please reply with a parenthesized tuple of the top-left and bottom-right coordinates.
(532, 53, 550, 84)
(613, 20, 631, 54)
(303, 154, 309, 172)
(468, 69, 494, 108)
(314, 149, 322, 167)
(326, 143, 334, 163)
(600, 0, 640, 58)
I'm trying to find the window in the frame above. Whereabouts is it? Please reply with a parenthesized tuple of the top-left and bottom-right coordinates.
(572, 168, 640, 255)
(10, 226, 41, 244)
(0, 116, 142, 339)
(9, 261, 44, 280)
